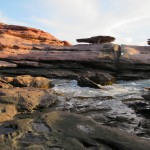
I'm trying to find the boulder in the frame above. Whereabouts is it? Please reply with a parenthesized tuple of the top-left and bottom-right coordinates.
(142, 91, 150, 101)
(77, 76, 102, 89)
(77, 72, 116, 88)
(11, 75, 54, 88)
(0, 87, 58, 112)
(87, 72, 116, 85)
(123, 98, 150, 118)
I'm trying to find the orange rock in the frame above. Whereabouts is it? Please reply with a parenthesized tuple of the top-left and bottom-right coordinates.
(0, 104, 17, 123)
(0, 22, 71, 52)
(0, 87, 57, 112)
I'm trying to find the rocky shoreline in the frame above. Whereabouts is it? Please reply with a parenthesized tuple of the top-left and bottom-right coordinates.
(0, 23, 150, 150)
(0, 75, 150, 150)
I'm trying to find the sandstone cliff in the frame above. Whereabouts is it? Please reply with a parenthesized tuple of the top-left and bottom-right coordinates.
(0, 22, 71, 51)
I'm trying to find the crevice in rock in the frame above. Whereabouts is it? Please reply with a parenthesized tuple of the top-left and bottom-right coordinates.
(78, 139, 96, 148)
(94, 138, 124, 150)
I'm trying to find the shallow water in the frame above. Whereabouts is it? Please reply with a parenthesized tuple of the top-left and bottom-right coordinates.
(52, 79, 150, 98)
(52, 79, 150, 136)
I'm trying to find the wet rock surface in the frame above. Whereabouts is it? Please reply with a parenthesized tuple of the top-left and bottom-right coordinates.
(0, 23, 150, 149)
(0, 76, 150, 149)
(0, 111, 150, 150)
(77, 72, 116, 88)
(52, 79, 150, 138)
(0, 87, 57, 113)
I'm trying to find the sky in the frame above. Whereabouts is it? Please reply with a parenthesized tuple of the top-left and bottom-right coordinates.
(0, 0, 150, 45)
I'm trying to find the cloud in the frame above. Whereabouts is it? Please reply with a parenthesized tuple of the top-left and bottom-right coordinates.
(1, 0, 150, 45)
(29, 0, 150, 45)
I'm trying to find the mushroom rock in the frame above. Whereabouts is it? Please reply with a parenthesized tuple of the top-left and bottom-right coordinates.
(76, 35, 115, 44)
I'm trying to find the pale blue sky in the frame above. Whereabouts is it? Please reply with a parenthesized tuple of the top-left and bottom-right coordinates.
(0, 0, 150, 45)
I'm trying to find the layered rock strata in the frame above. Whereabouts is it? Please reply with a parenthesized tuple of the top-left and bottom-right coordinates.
(0, 23, 150, 87)
(0, 22, 71, 51)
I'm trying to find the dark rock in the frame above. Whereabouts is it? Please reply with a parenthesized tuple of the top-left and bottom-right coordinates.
(0, 111, 150, 150)
(76, 35, 115, 44)
(147, 39, 150, 45)
(88, 72, 116, 85)
(77, 76, 102, 89)
(123, 98, 150, 118)
(142, 91, 150, 101)
(77, 72, 116, 88)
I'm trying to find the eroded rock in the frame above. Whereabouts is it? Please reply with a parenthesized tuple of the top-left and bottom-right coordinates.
(76, 35, 115, 44)
(0, 60, 17, 68)
(9, 75, 54, 88)
(0, 111, 150, 150)
(0, 104, 17, 123)
(142, 91, 150, 101)
(77, 76, 102, 89)
(77, 72, 115, 88)
(0, 22, 71, 49)
(0, 77, 13, 88)
(0, 87, 58, 112)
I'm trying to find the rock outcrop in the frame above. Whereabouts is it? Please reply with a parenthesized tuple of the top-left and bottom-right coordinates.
(0, 23, 150, 88)
(0, 75, 54, 89)
(0, 87, 57, 114)
(148, 39, 150, 45)
(77, 72, 116, 88)
(142, 90, 150, 101)
(0, 111, 150, 150)
(0, 23, 150, 149)
(11, 75, 54, 88)
(0, 22, 71, 53)
(76, 35, 115, 44)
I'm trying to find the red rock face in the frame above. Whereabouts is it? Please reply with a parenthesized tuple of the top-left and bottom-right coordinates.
(0, 22, 71, 51)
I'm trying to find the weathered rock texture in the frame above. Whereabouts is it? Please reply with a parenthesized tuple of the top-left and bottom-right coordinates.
(77, 72, 115, 88)
(0, 111, 150, 150)
(0, 23, 150, 87)
(0, 60, 17, 68)
(0, 87, 57, 122)
(0, 43, 149, 84)
(0, 75, 54, 88)
(11, 75, 54, 88)
(76, 35, 115, 44)
(0, 22, 71, 55)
